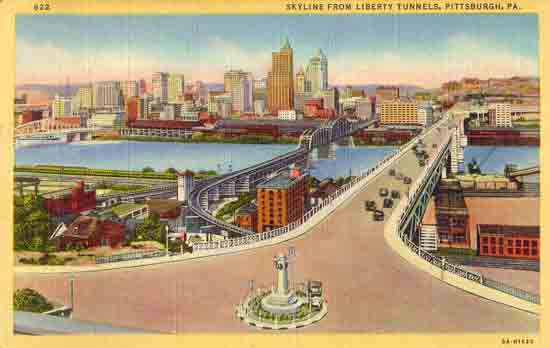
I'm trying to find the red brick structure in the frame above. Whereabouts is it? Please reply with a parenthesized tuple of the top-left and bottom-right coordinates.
(256, 168, 308, 233)
(478, 225, 539, 260)
(20, 110, 43, 124)
(58, 215, 124, 250)
(234, 203, 258, 233)
(43, 181, 96, 217)
(304, 99, 324, 117)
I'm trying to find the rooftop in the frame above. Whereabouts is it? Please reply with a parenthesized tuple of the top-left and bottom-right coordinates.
(235, 202, 258, 216)
(110, 203, 147, 217)
(146, 199, 183, 214)
(257, 169, 305, 190)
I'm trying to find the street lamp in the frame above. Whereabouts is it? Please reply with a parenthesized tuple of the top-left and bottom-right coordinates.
(165, 225, 169, 256)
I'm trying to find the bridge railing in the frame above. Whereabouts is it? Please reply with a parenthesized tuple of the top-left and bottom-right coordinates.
(192, 118, 440, 254)
(390, 122, 540, 305)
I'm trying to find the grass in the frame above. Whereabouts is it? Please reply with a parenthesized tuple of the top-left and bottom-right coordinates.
(434, 247, 477, 257)
(110, 203, 147, 217)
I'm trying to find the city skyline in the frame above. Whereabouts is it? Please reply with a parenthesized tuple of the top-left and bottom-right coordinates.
(16, 14, 538, 87)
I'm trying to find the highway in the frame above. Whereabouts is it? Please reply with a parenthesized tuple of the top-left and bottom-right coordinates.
(15, 121, 538, 333)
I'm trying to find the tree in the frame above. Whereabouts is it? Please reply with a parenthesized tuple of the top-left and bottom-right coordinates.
(13, 196, 53, 251)
(142, 166, 155, 173)
(467, 158, 482, 175)
(134, 213, 166, 244)
(165, 167, 178, 175)
(14, 288, 54, 313)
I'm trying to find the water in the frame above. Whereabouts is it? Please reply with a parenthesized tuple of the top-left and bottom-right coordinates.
(464, 146, 539, 174)
(15, 141, 539, 179)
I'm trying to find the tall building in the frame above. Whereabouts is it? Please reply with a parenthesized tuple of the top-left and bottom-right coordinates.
(138, 79, 147, 96)
(152, 72, 169, 104)
(380, 98, 418, 125)
(126, 96, 145, 123)
(76, 85, 93, 109)
(52, 95, 72, 118)
(92, 81, 123, 109)
(305, 49, 328, 96)
(488, 103, 512, 128)
(268, 37, 294, 114)
(321, 88, 339, 114)
(177, 170, 195, 202)
(295, 67, 306, 94)
(121, 80, 139, 101)
(417, 102, 434, 127)
(167, 74, 185, 103)
(256, 167, 308, 233)
(208, 91, 225, 115)
(224, 70, 253, 113)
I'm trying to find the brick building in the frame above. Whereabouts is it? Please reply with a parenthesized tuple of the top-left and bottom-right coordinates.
(57, 215, 125, 250)
(477, 224, 539, 260)
(234, 203, 258, 233)
(256, 167, 308, 233)
(43, 181, 96, 217)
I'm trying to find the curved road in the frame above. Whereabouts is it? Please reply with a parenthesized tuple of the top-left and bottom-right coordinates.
(15, 123, 538, 333)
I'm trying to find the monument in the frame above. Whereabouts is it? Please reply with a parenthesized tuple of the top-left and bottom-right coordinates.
(235, 248, 327, 329)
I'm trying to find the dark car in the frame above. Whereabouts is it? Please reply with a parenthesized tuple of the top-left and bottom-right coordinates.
(365, 200, 376, 211)
(389, 168, 396, 176)
(404, 176, 412, 185)
(391, 190, 400, 199)
(432, 143, 437, 148)
(379, 188, 389, 197)
(419, 159, 426, 167)
(383, 198, 394, 208)
(373, 210, 384, 221)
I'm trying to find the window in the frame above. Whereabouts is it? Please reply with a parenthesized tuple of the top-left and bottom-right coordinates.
(515, 248, 521, 254)
(507, 248, 513, 254)
(491, 246, 496, 254)
(490, 237, 496, 244)
(507, 240, 513, 247)
(498, 238, 504, 245)
(482, 246, 489, 254)
(515, 240, 521, 247)
(532, 249, 538, 256)
(523, 248, 529, 256)
(482, 237, 488, 244)
(523, 240, 529, 247)
(532, 241, 538, 248)
(498, 247, 504, 255)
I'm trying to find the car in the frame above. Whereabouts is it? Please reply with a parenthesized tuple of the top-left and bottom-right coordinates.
(432, 143, 437, 148)
(391, 190, 400, 199)
(365, 200, 376, 211)
(389, 168, 396, 176)
(383, 198, 394, 208)
(379, 188, 389, 197)
(419, 159, 426, 167)
(373, 210, 384, 221)
(404, 177, 412, 185)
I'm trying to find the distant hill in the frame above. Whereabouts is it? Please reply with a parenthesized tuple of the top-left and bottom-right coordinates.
(331, 84, 428, 96)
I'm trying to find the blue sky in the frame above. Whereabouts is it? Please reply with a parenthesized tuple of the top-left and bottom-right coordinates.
(16, 14, 538, 87)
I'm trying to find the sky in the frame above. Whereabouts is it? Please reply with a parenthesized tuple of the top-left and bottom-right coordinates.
(16, 14, 539, 88)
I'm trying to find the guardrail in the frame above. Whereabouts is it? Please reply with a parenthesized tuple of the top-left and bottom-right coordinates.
(192, 117, 449, 254)
(95, 250, 167, 264)
(391, 122, 540, 305)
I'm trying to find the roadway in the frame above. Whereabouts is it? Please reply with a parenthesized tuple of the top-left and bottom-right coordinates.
(15, 121, 538, 333)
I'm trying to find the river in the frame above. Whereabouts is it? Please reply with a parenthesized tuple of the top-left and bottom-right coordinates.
(15, 141, 539, 179)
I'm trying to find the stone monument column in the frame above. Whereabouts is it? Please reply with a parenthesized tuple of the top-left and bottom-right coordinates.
(274, 253, 289, 296)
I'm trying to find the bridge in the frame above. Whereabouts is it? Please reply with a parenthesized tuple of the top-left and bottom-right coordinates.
(16, 114, 538, 333)
(506, 165, 540, 179)
(15, 118, 98, 141)
(187, 117, 378, 237)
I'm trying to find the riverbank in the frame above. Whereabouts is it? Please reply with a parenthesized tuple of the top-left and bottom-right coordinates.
(94, 133, 300, 145)
(15, 165, 217, 181)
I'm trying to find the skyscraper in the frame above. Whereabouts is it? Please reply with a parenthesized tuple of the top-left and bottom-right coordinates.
(268, 37, 294, 114)
(167, 74, 185, 103)
(305, 49, 328, 97)
(52, 94, 72, 118)
(224, 70, 253, 113)
(92, 81, 123, 109)
(152, 72, 169, 104)
(75, 85, 93, 109)
(295, 67, 306, 94)
(121, 80, 139, 101)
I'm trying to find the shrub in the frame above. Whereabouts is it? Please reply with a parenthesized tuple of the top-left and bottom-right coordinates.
(13, 288, 54, 313)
